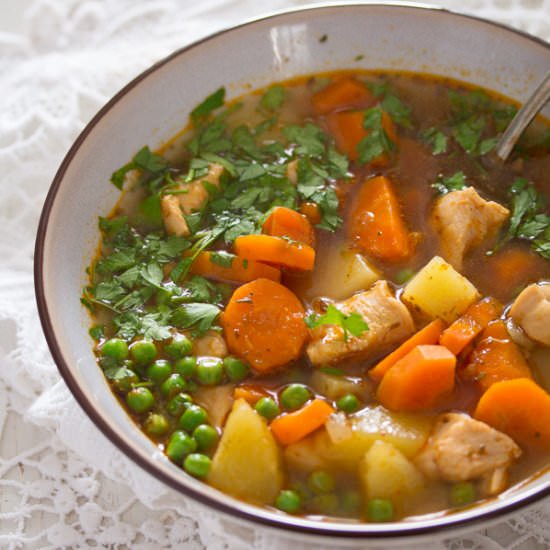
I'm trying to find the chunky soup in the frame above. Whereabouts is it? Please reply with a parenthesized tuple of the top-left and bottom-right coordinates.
(83, 71, 550, 522)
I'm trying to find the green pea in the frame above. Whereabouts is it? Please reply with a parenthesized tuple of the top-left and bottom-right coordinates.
(280, 384, 311, 410)
(101, 338, 129, 361)
(309, 494, 339, 515)
(146, 359, 172, 383)
(275, 490, 301, 514)
(255, 397, 280, 421)
(184, 453, 211, 478)
(126, 387, 155, 414)
(336, 394, 360, 413)
(166, 430, 197, 463)
(179, 405, 208, 432)
(196, 358, 224, 386)
(130, 340, 157, 365)
(165, 335, 193, 359)
(307, 470, 335, 495)
(167, 392, 193, 417)
(450, 482, 476, 507)
(144, 413, 170, 437)
(341, 489, 361, 514)
(174, 356, 197, 378)
(367, 498, 394, 522)
(223, 356, 249, 382)
(193, 424, 219, 451)
(161, 373, 187, 398)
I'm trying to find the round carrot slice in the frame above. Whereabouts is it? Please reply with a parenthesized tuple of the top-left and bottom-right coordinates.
(221, 278, 308, 372)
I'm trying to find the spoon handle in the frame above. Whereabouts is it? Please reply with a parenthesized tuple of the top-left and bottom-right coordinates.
(495, 71, 550, 161)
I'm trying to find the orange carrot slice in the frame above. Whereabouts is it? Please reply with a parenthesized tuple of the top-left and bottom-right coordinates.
(270, 399, 334, 445)
(234, 234, 315, 271)
(439, 297, 503, 355)
(190, 251, 281, 284)
(348, 175, 413, 262)
(475, 378, 550, 450)
(369, 319, 446, 382)
(460, 320, 532, 392)
(376, 345, 456, 412)
(221, 278, 308, 372)
(262, 206, 314, 246)
(311, 77, 374, 115)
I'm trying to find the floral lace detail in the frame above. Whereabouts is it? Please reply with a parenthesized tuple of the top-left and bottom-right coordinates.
(0, 0, 549, 548)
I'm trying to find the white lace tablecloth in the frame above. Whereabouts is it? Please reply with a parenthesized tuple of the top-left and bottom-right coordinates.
(1, 1, 549, 548)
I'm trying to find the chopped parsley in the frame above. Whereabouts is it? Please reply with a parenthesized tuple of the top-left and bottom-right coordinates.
(496, 178, 550, 258)
(422, 127, 448, 155)
(431, 171, 468, 195)
(357, 106, 395, 164)
(306, 304, 369, 342)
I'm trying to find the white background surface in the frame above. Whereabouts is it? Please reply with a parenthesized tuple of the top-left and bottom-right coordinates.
(0, 1, 549, 549)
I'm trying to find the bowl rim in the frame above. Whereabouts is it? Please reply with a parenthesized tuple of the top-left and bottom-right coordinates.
(34, 1, 550, 540)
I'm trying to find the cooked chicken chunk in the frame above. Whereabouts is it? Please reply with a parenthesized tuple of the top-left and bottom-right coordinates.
(510, 283, 550, 346)
(161, 163, 224, 236)
(431, 187, 509, 270)
(306, 280, 414, 366)
(415, 413, 521, 494)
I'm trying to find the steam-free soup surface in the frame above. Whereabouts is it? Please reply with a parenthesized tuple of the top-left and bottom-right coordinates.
(84, 71, 550, 522)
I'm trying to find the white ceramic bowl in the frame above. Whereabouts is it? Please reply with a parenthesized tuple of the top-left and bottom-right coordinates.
(35, 3, 550, 545)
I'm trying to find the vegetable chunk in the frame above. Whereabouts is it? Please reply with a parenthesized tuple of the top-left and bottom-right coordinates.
(439, 297, 503, 355)
(461, 320, 532, 391)
(262, 206, 315, 246)
(234, 234, 315, 271)
(222, 278, 308, 372)
(360, 440, 425, 504)
(312, 77, 374, 115)
(474, 379, 550, 450)
(208, 399, 284, 503)
(270, 399, 334, 445)
(369, 319, 446, 382)
(376, 345, 456, 412)
(190, 251, 281, 284)
(348, 176, 413, 262)
(402, 256, 480, 322)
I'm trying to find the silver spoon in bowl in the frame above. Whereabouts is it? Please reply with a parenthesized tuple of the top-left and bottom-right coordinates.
(495, 71, 550, 161)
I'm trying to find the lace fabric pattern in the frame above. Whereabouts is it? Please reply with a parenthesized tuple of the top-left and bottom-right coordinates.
(0, 0, 549, 548)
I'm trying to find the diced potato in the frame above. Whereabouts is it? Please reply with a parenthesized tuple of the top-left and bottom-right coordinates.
(193, 384, 235, 429)
(310, 370, 372, 401)
(359, 440, 425, 503)
(208, 399, 284, 504)
(402, 256, 480, 322)
(284, 405, 434, 473)
(302, 247, 380, 300)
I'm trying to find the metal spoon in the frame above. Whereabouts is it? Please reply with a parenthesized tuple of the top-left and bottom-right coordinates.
(495, 71, 550, 161)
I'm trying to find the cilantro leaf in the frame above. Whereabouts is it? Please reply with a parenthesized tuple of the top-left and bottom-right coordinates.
(260, 85, 286, 111)
(306, 304, 369, 342)
(283, 123, 326, 158)
(381, 94, 412, 128)
(191, 87, 225, 121)
(110, 147, 168, 190)
(452, 117, 484, 155)
(209, 251, 235, 268)
(431, 171, 468, 195)
(357, 106, 395, 164)
(172, 303, 221, 337)
(422, 127, 448, 155)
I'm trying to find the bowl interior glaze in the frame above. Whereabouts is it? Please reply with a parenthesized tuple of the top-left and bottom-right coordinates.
(35, 3, 550, 544)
